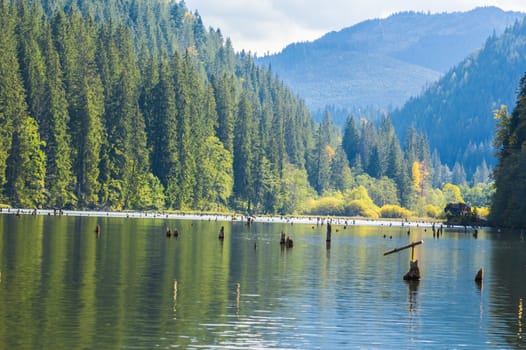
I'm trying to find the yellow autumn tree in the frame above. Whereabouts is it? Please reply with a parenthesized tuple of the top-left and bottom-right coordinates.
(412, 161, 421, 193)
(442, 183, 464, 203)
(412, 161, 429, 198)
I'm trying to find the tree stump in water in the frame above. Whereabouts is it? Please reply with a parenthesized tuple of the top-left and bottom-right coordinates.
(475, 267, 483, 282)
(403, 260, 421, 281)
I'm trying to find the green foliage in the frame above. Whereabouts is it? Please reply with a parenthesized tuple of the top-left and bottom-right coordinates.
(460, 183, 493, 208)
(423, 204, 443, 219)
(194, 136, 233, 210)
(491, 74, 526, 226)
(0, 1, 316, 212)
(0, 0, 499, 219)
(131, 173, 166, 210)
(340, 185, 380, 218)
(355, 174, 399, 207)
(6, 117, 47, 207)
(278, 164, 316, 215)
(0, 2, 25, 200)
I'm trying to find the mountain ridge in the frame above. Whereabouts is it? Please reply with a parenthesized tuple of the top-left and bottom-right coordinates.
(256, 7, 525, 112)
(390, 16, 526, 176)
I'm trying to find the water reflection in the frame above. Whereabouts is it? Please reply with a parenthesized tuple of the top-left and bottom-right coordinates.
(407, 280, 419, 313)
(489, 227, 526, 348)
(173, 279, 177, 318)
(0, 215, 525, 348)
(518, 298, 523, 341)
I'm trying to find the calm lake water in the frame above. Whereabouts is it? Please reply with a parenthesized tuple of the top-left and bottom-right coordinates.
(0, 213, 524, 349)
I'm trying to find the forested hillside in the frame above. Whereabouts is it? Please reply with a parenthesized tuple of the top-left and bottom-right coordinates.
(0, 0, 316, 213)
(390, 17, 526, 177)
(0, 0, 496, 218)
(256, 7, 524, 115)
(491, 74, 526, 227)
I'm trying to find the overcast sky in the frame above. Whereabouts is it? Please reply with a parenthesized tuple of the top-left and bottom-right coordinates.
(184, 0, 526, 55)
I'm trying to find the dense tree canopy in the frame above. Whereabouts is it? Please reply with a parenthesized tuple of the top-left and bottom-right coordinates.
(491, 74, 526, 227)
(0, 0, 315, 212)
(0, 0, 495, 218)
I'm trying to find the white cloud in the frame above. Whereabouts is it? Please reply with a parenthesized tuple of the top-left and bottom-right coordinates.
(185, 0, 526, 54)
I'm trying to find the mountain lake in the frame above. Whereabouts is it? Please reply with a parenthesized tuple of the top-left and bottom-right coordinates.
(0, 211, 524, 349)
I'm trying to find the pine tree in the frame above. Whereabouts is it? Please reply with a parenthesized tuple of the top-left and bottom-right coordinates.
(330, 145, 352, 192)
(41, 25, 76, 208)
(0, 1, 24, 201)
(173, 51, 199, 209)
(150, 56, 178, 207)
(212, 74, 235, 152)
(233, 92, 253, 210)
(6, 117, 47, 207)
(309, 124, 332, 194)
(342, 116, 360, 169)
(491, 92, 526, 226)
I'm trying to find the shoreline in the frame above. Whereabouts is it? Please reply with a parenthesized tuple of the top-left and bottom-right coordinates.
(0, 207, 468, 230)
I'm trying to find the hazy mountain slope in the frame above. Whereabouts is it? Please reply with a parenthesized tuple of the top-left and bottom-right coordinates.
(390, 18, 526, 176)
(256, 7, 524, 112)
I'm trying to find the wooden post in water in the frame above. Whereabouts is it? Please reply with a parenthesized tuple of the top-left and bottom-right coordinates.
(384, 240, 423, 281)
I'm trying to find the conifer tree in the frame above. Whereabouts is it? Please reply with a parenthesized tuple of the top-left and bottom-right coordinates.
(150, 56, 178, 207)
(0, 1, 24, 200)
(173, 51, 199, 209)
(233, 92, 253, 210)
(41, 25, 76, 208)
(6, 117, 46, 207)
(491, 85, 526, 226)
(342, 116, 360, 169)
(212, 74, 235, 152)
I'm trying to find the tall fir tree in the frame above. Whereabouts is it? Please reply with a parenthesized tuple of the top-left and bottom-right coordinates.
(233, 92, 253, 210)
(150, 56, 178, 207)
(6, 117, 47, 207)
(342, 116, 360, 169)
(0, 0, 25, 200)
(41, 25, 76, 208)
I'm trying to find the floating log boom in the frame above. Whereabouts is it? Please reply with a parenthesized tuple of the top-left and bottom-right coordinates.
(384, 240, 423, 257)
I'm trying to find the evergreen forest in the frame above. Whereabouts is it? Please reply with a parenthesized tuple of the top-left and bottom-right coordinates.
(0, 0, 494, 218)
(491, 73, 526, 227)
(390, 18, 526, 177)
